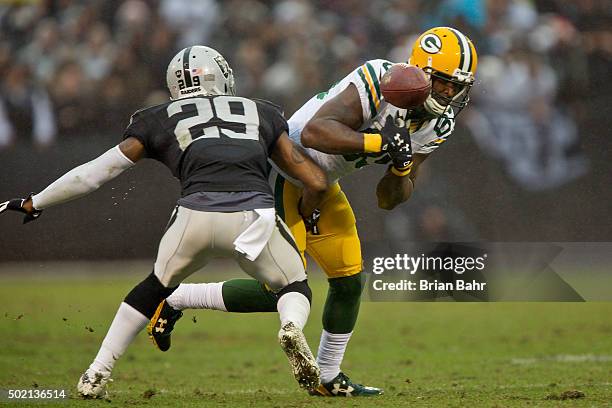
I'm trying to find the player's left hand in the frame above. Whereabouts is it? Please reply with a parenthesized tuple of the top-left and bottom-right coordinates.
(0, 195, 43, 224)
(298, 197, 321, 235)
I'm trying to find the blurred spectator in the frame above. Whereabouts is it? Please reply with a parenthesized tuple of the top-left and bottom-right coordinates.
(234, 38, 269, 97)
(0, 63, 56, 149)
(115, 0, 152, 36)
(48, 60, 94, 139)
(18, 18, 66, 84)
(144, 18, 177, 89)
(159, 0, 219, 48)
(77, 22, 116, 82)
(468, 38, 588, 190)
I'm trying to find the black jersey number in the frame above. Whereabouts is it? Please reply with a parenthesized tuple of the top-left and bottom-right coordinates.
(167, 96, 260, 150)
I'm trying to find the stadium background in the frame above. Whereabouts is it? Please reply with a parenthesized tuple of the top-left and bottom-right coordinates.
(0, 0, 611, 259)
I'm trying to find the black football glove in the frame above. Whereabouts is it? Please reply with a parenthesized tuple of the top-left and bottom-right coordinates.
(380, 114, 413, 172)
(298, 197, 321, 235)
(0, 195, 43, 224)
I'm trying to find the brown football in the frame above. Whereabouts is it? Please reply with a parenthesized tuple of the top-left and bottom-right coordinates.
(380, 63, 431, 109)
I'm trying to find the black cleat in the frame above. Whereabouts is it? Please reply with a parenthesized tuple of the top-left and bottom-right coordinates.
(309, 372, 383, 397)
(147, 300, 183, 351)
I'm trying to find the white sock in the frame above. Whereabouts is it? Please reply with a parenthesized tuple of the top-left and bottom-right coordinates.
(89, 302, 149, 375)
(316, 329, 352, 383)
(276, 291, 310, 330)
(165, 282, 227, 311)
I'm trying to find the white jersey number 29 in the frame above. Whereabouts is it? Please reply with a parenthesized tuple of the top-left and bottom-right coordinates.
(167, 96, 260, 150)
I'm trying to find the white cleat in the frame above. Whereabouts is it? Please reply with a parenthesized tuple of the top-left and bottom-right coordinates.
(278, 322, 320, 391)
(77, 369, 112, 399)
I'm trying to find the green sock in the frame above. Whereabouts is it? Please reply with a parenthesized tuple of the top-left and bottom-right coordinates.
(222, 279, 278, 313)
(322, 273, 365, 334)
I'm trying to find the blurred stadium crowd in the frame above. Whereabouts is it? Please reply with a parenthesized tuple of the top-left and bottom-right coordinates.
(0, 0, 610, 257)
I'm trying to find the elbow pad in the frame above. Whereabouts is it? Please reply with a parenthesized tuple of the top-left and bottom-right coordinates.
(32, 146, 134, 209)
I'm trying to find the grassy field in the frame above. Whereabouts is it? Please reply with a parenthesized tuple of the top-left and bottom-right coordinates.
(0, 262, 611, 407)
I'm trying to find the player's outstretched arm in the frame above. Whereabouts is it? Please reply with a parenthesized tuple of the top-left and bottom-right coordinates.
(301, 84, 368, 154)
(271, 132, 328, 218)
(0, 137, 145, 222)
(302, 84, 415, 162)
(376, 153, 426, 210)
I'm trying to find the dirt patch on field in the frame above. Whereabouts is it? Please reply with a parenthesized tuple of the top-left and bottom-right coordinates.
(545, 390, 585, 400)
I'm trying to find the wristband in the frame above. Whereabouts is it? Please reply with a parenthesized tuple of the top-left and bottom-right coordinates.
(363, 133, 382, 153)
(390, 163, 413, 177)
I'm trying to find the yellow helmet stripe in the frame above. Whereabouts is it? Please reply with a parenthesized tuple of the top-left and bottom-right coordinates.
(448, 27, 472, 72)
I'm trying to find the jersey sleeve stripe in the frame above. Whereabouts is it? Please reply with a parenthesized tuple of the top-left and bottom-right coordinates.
(365, 62, 382, 107)
(357, 68, 378, 116)
(361, 65, 380, 110)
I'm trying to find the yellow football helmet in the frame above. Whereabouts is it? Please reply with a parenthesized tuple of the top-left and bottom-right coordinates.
(409, 27, 478, 115)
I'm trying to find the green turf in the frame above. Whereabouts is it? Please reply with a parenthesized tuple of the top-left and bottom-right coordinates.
(0, 267, 611, 407)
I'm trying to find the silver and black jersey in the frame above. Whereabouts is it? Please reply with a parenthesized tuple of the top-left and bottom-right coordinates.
(123, 95, 287, 199)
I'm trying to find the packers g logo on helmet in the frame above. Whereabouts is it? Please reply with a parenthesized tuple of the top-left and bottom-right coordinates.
(420, 33, 442, 54)
(409, 27, 478, 115)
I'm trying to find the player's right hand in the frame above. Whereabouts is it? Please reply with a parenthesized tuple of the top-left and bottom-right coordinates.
(380, 114, 413, 172)
(0, 196, 43, 224)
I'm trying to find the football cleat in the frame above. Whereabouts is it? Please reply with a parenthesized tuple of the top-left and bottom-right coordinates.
(147, 300, 183, 352)
(278, 322, 320, 390)
(77, 369, 112, 399)
(309, 372, 383, 397)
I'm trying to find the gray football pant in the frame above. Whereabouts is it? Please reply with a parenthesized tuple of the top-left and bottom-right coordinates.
(153, 206, 306, 290)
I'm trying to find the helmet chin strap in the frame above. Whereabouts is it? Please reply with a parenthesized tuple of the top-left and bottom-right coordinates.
(423, 95, 447, 116)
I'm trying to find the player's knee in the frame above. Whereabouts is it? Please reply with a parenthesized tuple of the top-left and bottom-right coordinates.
(265, 262, 307, 292)
(124, 272, 177, 318)
(277, 279, 312, 305)
(328, 272, 364, 301)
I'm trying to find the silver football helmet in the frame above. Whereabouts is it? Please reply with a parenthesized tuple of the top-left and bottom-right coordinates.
(166, 45, 235, 99)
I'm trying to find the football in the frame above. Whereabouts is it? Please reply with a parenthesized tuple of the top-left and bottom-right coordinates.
(380, 63, 431, 109)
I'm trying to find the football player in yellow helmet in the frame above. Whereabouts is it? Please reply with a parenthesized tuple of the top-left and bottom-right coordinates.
(150, 27, 478, 397)
(409, 26, 478, 117)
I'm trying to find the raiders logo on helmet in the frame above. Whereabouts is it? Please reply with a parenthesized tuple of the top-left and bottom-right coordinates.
(214, 55, 231, 79)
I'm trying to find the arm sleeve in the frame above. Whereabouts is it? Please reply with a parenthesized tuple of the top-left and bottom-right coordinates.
(31, 145, 135, 210)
